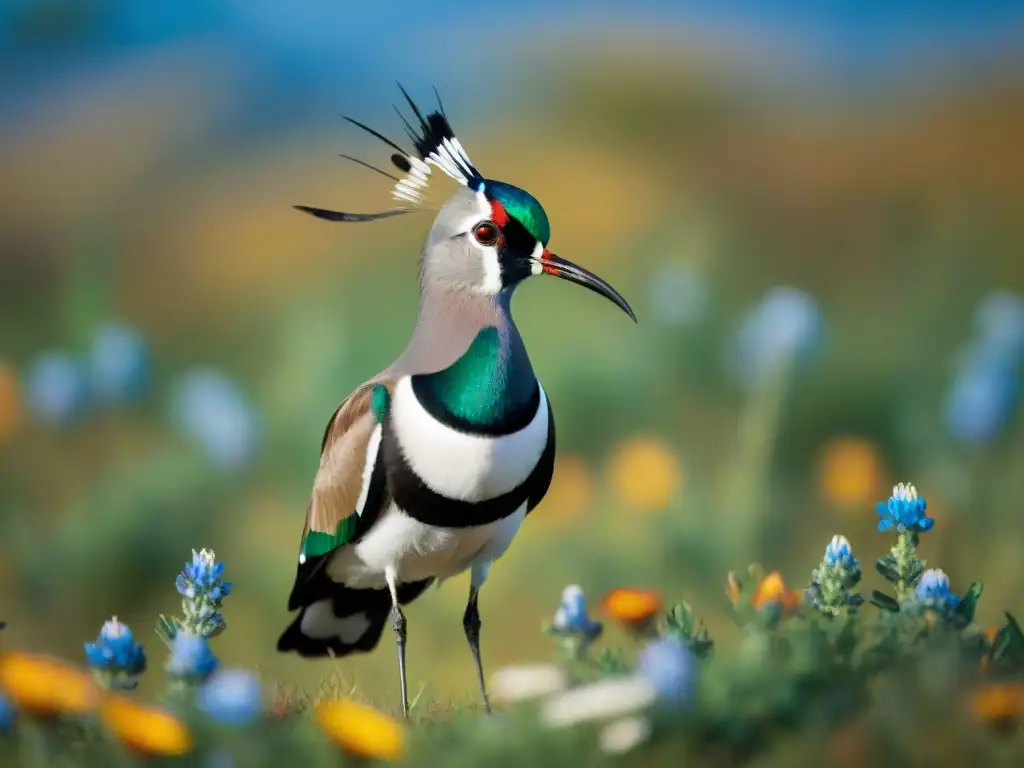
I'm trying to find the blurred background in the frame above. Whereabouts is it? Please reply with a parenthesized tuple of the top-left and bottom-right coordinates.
(2, 1, 1023, 703)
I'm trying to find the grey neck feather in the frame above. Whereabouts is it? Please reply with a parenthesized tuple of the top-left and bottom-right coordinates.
(384, 279, 508, 378)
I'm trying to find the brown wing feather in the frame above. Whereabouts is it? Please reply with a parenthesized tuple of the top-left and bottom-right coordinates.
(307, 378, 391, 535)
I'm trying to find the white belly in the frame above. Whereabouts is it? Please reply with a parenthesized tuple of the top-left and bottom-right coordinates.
(326, 502, 527, 588)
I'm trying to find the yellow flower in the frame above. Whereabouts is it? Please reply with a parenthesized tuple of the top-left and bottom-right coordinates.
(0, 652, 99, 716)
(751, 572, 802, 612)
(606, 435, 681, 511)
(818, 437, 881, 507)
(601, 588, 663, 631)
(537, 454, 595, 526)
(0, 363, 23, 445)
(101, 695, 193, 757)
(969, 683, 1024, 734)
(316, 699, 404, 762)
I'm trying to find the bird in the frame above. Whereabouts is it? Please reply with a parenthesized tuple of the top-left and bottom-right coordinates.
(277, 85, 636, 717)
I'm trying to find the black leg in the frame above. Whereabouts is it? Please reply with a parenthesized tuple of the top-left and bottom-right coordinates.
(390, 603, 409, 718)
(463, 586, 492, 713)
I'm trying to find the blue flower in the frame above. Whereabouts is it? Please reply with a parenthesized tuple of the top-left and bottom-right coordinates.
(944, 347, 1019, 445)
(196, 668, 262, 726)
(0, 688, 14, 731)
(823, 535, 858, 571)
(552, 585, 602, 639)
(169, 369, 263, 471)
(172, 549, 231, 639)
(637, 637, 696, 705)
(89, 323, 150, 404)
(876, 482, 934, 534)
(24, 351, 90, 426)
(166, 632, 219, 681)
(84, 617, 147, 675)
(973, 291, 1024, 363)
(730, 286, 824, 389)
(914, 568, 960, 610)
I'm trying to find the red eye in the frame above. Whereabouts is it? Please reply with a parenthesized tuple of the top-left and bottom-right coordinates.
(473, 220, 499, 246)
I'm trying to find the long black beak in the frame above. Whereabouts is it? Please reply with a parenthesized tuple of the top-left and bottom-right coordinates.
(537, 252, 637, 322)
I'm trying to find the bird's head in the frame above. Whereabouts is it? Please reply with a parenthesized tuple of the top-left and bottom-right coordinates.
(296, 86, 635, 322)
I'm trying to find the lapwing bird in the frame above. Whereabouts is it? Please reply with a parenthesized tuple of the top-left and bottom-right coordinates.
(277, 86, 636, 716)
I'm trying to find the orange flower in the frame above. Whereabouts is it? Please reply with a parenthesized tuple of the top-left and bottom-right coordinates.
(751, 572, 802, 612)
(602, 588, 663, 630)
(101, 695, 193, 757)
(818, 437, 881, 507)
(0, 652, 99, 716)
(316, 699, 404, 762)
(969, 683, 1024, 733)
(0, 363, 22, 445)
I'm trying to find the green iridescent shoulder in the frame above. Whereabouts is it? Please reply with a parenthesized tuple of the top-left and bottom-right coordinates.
(369, 384, 390, 424)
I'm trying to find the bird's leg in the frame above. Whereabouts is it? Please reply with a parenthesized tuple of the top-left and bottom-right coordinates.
(386, 568, 410, 719)
(463, 586, 492, 714)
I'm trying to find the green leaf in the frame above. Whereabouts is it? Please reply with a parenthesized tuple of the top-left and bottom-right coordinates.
(953, 580, 983, 626)
(870, 590, 900, 613)
(155, 614, 179, 647)
(874, 558, 898, 583)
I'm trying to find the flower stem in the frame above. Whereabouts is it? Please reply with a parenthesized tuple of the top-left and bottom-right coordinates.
(892, 532, 917, 599)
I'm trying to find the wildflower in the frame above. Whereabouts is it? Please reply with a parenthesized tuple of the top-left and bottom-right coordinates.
(729, 286, 824, 389)
(973, 290, 1024, 361)
(24, 351, 90, 426)
(316, 699, 404, 762)
(818, 437, 881, 507)
(0, 652, 99, 716)
(599, 715, 651, 755)
(169, 369, 263, 471)
(823, 535, 857, 570)
(0, 362, 23, 445)
(490, 664, 569, 704)
(552, 585, 603, 639)
(876, 482, 934, 534)
(751, 572, 802, 612)
(0, 688, 14, 731)
(84, 617, 147, 690)
(101, 694, 193, 756)
(170, 549, 231, 639)
(541, 676, 657, 727)
(606, 436, 681, 511)
(602, 588, 663, 633)
(89, 323, 150, 404)
(637, 637, 696, 705)
(913, 569, 960, 611)
(196, 668, 262, 726)
(969, 683, 1024, 734)
(944, 349, 1019, 445)
(807, 536, 863, 616)
(165, 633, 218, 683)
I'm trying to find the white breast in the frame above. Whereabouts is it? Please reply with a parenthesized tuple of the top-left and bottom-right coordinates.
(388, 377, 549, 502)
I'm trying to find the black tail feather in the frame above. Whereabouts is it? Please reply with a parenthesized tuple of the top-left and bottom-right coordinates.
(278, 579, 434, 659)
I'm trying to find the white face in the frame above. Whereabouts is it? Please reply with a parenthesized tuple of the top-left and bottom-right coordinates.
(421, 186, 506, 295)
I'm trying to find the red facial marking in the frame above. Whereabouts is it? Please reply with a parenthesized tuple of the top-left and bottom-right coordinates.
(540, 248, 559, 275)
(489, 200, 510, 229)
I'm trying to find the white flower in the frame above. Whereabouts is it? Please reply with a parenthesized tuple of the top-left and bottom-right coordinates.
(599, 716, 651, 755)
(489, 664, 568, 704)
(541, 676, 657, 728)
